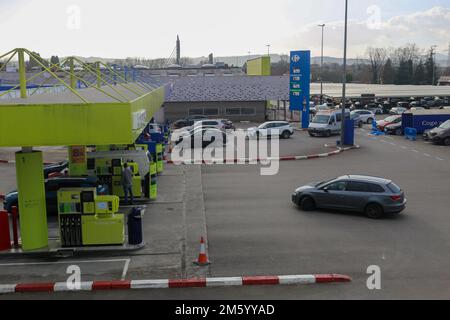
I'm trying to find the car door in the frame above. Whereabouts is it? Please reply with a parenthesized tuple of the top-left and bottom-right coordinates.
(260, 123, 271, 137)
(313, 181, 348, 209)
(333, 114, 341, 133)
(340, 181, 372, 211)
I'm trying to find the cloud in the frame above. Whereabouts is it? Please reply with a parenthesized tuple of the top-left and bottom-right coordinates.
(281, 6, 450, 58)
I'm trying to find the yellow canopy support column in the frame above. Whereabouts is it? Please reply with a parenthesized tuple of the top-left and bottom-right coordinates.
(15, 148, 48, 251)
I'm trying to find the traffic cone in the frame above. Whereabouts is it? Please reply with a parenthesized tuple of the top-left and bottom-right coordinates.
(194, 237, 211, 266)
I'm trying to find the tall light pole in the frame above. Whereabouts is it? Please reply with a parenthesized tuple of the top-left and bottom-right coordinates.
(340, 0, 349, 146)
(318, 24, 326, 104)
(267, 44, 271, 57)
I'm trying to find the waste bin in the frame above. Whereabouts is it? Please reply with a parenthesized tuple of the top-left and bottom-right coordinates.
(0, 211, 11, 251)
(344, 119, 355, 146)
(127, 207, 143, 245)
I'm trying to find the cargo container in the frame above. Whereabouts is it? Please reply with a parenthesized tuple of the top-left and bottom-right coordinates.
(402, 109, 450, 134)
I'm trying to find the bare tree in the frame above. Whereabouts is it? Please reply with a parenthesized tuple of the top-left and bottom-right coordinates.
(367, 47, 387, 84)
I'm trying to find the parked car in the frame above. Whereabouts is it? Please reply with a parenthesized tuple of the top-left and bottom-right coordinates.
(174, 128, 227, 148)
(219, 119, 235, 130)
(364, 103, 383, 115)
(352, 110, 376, 124)
(247, 121, 294, 139)
(309, 110, 350, 137)
(174, 115, 209, 129)
(410, 107, 426, 111)
(350, 112, 363, 128)
(43, 161, 69, 179)
(376, 115, 402, 131)
(389, 107, 407, 115)
(292, 175, 407, 219)
(397, 102, 410, 109)
(385, 121, 403, 135)
(311, 103, 336, 115)
(192, 120, 226, 131)
(423, 120, 450, 146)
(381, 101, 392, 114)
(3, 177, 109, 215)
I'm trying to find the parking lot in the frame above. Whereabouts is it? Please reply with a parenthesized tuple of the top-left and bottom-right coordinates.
(1, 121, 450, 300)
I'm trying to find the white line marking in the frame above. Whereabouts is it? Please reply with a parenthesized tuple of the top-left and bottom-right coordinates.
(424, 153, 431, 157)
(436, 157, 444, 161)
(411, 149, 419, 153)
(389, 142, 397, 146)
(0, 259, 128, 267)
(121, 259, 131, 281)
(401, 146, 407, 149)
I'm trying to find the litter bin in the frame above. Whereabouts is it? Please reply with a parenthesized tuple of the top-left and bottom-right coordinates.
(344, 119, 355, 146)
(0, 210, 11, 251)
(128, 207, 143, 245)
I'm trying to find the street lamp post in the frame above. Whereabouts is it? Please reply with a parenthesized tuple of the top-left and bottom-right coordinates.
(340, 0, 349, 147)
(267, 44, 271, 57)
(318, 24, 326, 104)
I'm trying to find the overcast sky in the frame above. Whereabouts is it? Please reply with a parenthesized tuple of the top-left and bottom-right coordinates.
(0, 0, 449, 59)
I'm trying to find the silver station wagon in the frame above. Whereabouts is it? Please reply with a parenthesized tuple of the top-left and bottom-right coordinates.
(292, 175, 407, 219)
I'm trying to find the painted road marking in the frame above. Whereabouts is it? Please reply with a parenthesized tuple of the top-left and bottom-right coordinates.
(412, 149, 419, 153)
(0, 259, 131, 281)
(389, 142, 397, 146)
(121, 259, 131, 281)
(436, 157, 444, 161)
(401, 146, 407, 150)
(424, 153, 431, 158)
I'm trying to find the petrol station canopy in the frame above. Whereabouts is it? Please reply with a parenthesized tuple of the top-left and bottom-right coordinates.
(0, 83, 166, 147)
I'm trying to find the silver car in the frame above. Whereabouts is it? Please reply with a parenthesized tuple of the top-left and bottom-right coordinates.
(292, 175, 407, 219)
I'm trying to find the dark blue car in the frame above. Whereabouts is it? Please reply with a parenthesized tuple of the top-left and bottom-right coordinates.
(3, 177, 108, 215)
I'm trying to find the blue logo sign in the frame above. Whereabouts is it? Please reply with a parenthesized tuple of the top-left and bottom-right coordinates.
(290, 51, 311, 128)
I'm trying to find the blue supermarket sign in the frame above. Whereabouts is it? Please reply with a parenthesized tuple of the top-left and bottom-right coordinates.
(290, 51, 311, 128)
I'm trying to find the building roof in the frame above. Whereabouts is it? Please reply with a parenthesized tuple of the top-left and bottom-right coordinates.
(161, 76, 288, 102)
(155, 75, 450, 102)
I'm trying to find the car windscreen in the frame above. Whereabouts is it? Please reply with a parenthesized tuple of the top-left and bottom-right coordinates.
(312, 115, 330, 124)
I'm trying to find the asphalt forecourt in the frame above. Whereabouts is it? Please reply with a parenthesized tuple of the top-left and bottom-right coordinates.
(201, 129, 450, 300)
(1, 124, 450, 300)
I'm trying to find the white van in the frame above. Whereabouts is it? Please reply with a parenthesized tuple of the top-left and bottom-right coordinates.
(308, 110, 350, 137)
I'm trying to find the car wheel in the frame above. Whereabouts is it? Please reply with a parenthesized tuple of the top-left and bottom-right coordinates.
(325, 130, 331, 137)
(300, 196, 316, 211)
(444, 138, 450, 146)
(367, 118, 374, 124)
(395, 128, 403, 136)
(365, 203, 384, 219)
(358, 121, 363, 128)
(281, 131, 291, 139)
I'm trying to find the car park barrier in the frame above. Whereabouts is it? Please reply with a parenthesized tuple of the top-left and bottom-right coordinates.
(166, 146, 358, 165)
(405, 127, 417, 141)
(0, 274, 351, 294)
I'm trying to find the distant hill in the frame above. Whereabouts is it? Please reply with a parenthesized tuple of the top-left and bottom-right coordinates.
(57, 52, 448, 68)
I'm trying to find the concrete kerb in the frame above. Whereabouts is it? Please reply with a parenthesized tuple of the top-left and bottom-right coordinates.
(166, 145, 359, 165)
(0, 274, 352, 295)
